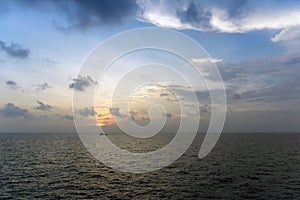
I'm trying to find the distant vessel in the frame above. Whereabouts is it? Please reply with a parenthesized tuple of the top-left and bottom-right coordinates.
(99, 132, 108, 136)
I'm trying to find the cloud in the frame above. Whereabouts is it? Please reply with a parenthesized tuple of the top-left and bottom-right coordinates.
(78, 107, 96, 117)
(209, 7, 300, 33)
(0, 40, 30, 59)
(138, 1, 300, 34)
(17, 0, 140, 31)
(61, 114, 74, 120)
(6, 80, 18, 90)
(168, 84, 210, 102)
(0, 103, 33, 119)
(67, 0, 140, 29)
(129, 110, 137, 121)
(271, 27, 300, 43)
(192, 57, 223, 63)
(34, 101, 53, 111)
(69, 75, 97, 91)
(5, 0, 300, 36)
(176, 1, 212, 30)
(222, 53, 300, 104)
(33, 82, 52, 91)
(128, 110, 151, 122)
(200, 103, 210, 114)
(270, 26, 300, 52)
(137, 1, 196, 30)
(109, 107, 125, 117)
(160, 93, 171, 97)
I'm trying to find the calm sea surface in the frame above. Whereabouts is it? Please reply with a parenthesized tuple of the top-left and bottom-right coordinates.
(0, 132, 299, 199)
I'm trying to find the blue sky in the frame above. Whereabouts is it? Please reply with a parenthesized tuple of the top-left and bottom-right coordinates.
(1, 0, 300, 132)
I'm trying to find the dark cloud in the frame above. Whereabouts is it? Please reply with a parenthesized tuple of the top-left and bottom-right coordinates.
(109, 107, 125, 117)
(176, 1, 212, 30)
(129, 110, 137, 121)
(69, 75, 97, 91)
(160, 93, 170, 97)
(242, 79, 300, 103)
(34, 82, 52, 91)
(67, 0, 140, 30)
(215, 0, 249, 18)
(0, 40, 30, 59)
(35, 101, 53, 111)
(128, 110, 151, 122)
(6, 80, 18, 90)
(17, 0, 140, 31)
(78, 107, 96, 117)
(61, 114, 74, 120)
(223, 54, 300, 104)
(0, 103, 33, 119)
(219, 65, 244, 81)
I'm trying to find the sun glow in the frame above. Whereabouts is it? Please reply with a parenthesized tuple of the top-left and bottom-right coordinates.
(95, 107, 115, 127)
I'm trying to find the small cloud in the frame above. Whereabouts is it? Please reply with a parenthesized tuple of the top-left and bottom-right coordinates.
(129, 110, 137, 121)
(109, 107, 125, 117)
(160, 93, 170, 97)
(69, 75, 97, 91)
(192, 57, 223, 63)
(34, 82, 52, 91)
(61, 114, 74, 120)
(0, 103, 33, 119)
(6, 80, 18, 90)
(0, 40, 30, 59)
(78, 107, 96, 117)
(34, 101, 53, 111)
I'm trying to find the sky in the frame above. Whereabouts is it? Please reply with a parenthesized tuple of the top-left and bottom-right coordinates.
(1, 0, 300, 133)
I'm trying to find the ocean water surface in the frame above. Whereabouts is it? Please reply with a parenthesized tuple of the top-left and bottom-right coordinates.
(0, 132, 299, 199)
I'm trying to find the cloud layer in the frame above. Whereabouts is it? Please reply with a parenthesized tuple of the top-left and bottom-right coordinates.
(6, 0, 300, 36)
(221, 53, 300, 104)
(138, 0, 300, 33)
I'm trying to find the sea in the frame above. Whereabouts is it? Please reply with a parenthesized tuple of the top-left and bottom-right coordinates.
(0, 132, 299, 199)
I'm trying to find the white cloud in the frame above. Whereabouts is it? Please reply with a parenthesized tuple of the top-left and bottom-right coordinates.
(139, 11, 185, 29)
(271, 27, 300, 42)
(192, 57, 223, 63)
(210, 8, 300, 33)
(137, 0, 202, 31)
(138, 1, 300, 34)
